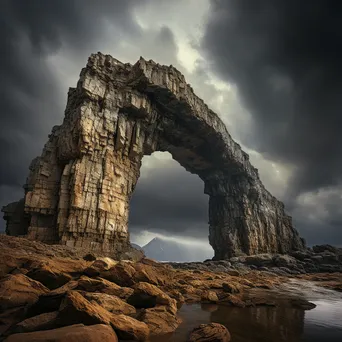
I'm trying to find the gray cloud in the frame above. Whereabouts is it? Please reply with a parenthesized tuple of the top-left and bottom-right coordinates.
(201, 0, 342, 245)
(129, 154, 209, 239)
(202, 0, 342, 196)
(0, 0, 145, 231)
(0, 0, 209, 242)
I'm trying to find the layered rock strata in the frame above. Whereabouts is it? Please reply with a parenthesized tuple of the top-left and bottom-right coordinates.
(2, 52, 305, 258)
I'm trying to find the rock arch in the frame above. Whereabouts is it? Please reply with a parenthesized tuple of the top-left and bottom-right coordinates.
(2, 53, 305, 259)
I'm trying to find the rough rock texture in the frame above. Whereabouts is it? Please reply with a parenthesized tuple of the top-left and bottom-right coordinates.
(4, 324, 118, 342)
(2, 52, 305, 258)
(187, 323, 231, 342)
(1, 235, 334, 341)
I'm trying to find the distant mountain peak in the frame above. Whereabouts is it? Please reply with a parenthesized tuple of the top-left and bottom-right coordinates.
(141, 236, 213, 262)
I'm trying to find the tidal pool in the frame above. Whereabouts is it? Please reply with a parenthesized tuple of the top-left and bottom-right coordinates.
(151, 279, 342, 342)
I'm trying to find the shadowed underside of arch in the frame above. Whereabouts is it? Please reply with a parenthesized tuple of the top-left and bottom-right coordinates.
(2, 53, 305, 259)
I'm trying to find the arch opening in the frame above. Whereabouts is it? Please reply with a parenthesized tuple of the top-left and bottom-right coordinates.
(128, 151, 213, 261)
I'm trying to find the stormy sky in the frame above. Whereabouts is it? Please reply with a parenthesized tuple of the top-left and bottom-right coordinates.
(1, 0, 341, 252)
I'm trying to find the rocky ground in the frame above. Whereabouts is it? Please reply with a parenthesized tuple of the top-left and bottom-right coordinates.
(0, 235, 341, 341)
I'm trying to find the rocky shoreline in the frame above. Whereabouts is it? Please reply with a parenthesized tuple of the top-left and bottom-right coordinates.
(169, 243, 342, 275)
(0, 235, 341, 341)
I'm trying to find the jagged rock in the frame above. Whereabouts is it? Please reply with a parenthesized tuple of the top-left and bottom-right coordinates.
(109, 314, 149, 342)
(0, 274, 49, 311)
(127, 282, 177, 315)
(26, 266, 72, 290)
(11, 311, 60, 333)
(84, 258, 118, 277)
(58, 289, 148, 341)
(201, 290, 219, 303)
(4, 324, 118, 342)
(58, 290, 113, 326)
(2, 52, 305, 259)
(79, 292, 136, 315)
(101, 262, 136, 286)
(137, 306, 181, 335)
(77, 276, 133, 299)
(26, 280, 79, 317)
(187, 323, 231, 342)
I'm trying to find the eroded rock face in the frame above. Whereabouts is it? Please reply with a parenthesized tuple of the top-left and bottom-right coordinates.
(1, 52, 305, 258)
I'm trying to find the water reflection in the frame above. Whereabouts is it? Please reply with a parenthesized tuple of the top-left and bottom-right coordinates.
(151, 280, 342, 342)
(153, 300, 342, 342)
(209, 304, 305, 342)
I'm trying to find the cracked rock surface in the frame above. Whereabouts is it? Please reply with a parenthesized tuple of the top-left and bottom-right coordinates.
(2, 52, 305, 258)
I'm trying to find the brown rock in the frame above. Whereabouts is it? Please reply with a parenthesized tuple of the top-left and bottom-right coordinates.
(201, 290, 219, 303)
(110, 314, 149, 341)
(222, 283, 240, 294)
(133, 262, 166, 286)
(84, 258, 117, 277)
(127, 282, 177, 314)
(0, 274, 49, 311)
(226, 270, 240, 277)
(138, 306, 181, 335)
(80, 292, 136, 315)
(26, 265, 72, 290)
(167, 289, 185, 308)
(101, 262, 136, 287)
(12, 311, 60, 333)
(218, 294, 246, 308)
(4, 324, 118, 342)
(77, 276, 133, 299)
(0, 307, 27, 336)
(26, 280, 79, 317)
(59, 291, 148, 341)
(187, 323, 231, 342)
(58, 290, 113, 326)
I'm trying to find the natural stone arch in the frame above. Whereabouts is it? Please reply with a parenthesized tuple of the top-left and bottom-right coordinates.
(2, 53, 305, 259)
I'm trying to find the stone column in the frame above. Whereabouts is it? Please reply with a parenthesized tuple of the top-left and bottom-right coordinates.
(205, 173, 303, 259)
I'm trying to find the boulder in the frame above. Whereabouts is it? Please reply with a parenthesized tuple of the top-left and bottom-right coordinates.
(127, 282, 177, 314)
(26, 265, 72, 290)
(201, 290, 219, 303)
(101, 262, 136, 287)
(26, 280, 79, 317)
(273, 255, 297, 268)
(245, 254, 273, 267)
(133, 263, 166, 285)
(58, 290, 113, 326)
(77, 276, 133, 299)
(0, 274, 49, 311)
(80, 292, 136, 315)
(4, 324, 118, 342)
(110, 314, 149, 341)
(11, 311, 60, 333)
(187, 323, 231, 342)
(58, 291, 148, 341)
(226, 269, 240, 276)
(0, 307, 27, 336)
(84, 258, 118, 277)
(137, 306, 181, 335)
(222, 283, 240, 294)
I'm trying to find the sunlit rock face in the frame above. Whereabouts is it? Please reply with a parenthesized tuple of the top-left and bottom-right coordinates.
(2, 52, 305, 258)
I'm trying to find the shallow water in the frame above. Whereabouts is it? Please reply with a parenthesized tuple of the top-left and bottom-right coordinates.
(151, 279, 342, 342)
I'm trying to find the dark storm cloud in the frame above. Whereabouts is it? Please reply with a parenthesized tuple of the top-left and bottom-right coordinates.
(202, 0, 342, 196)
(0, 0, 207, 240)
(0, 0, 141, 187)
(0, 0, 146, 232)
(129, 157, 209, 239)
